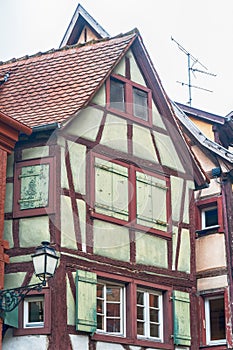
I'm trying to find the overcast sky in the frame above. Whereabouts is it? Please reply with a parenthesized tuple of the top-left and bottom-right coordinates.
(1, 0, 232, 116)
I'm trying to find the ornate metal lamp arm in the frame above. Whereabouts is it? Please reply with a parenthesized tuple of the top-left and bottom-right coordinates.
(0, 282, 44, 313)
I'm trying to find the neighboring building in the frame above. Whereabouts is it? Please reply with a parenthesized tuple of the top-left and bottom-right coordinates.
(174, 102, 233, 349)
(0, 16, 208, 350)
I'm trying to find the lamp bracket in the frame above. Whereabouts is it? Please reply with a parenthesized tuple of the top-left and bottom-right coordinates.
(0, 282, 44, 313)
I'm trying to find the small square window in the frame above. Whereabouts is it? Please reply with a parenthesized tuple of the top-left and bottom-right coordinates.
(205, 296, 226, 345)
(202, 206, 218, 229)
(24, 296, 44, 328)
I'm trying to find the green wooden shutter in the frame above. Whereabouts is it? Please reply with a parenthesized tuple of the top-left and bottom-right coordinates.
(76, 270, 97, 334)
(4, 307, 18, 328)
(173, 290, 191, 346)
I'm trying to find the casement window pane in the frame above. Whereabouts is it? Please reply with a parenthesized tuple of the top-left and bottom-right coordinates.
(97, 282, 124, 334)
(20, 164, 49, 210)
(28, 300, 44, 323)
(136, 172, 167, 230)
(150, 308, 159, 322)
(133, 87, 148, 121)
(95, 158, 129, 220)
(149, 294, 159, 308)
(209, 298, 226, 341)
(150, 324, 159, 337)
(202, 207, 218, 228)
(110, 78, 125, 112)
(137, 321, 144, 335)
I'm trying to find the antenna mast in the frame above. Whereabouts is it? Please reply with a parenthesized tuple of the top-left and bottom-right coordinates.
(171, 37, 216, 106)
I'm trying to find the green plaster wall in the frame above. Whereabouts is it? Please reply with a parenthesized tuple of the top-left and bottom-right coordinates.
(10, 254, 32, 263)
(60, 146, 69, 189)
(65, 107, 103, 141)
(100, 114, 128, 153)
(136, 232, 168, 268)
(153, 131, 184, 172)
(93, 220, 130, 261)
(4, 272, 26, 289)
(177, 229, 190, 273)
(152, 101, 166, 129)
(77, 199, 86, 251)
(4, 220, 13, 248)
(6, 153, 14, 178)
(19, 216, 50, 247)
(67, 275, 75, 325)
(171, 176, 183, 222)
(22, 146, 49, 160)
(183, 181, 194, 224)
(61, 195, 76, 249)
(172, 226, 178, 270)
(67, 141, 86, 194)
(92, 84, 106, 107)
(133, 124, 158, 162)
(127, 50, 146, 85)
(4, 183, 13, 213)
(113, 57, 125, 76)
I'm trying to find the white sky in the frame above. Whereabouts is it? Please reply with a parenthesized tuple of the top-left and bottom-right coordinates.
(1, 0, 233, 116)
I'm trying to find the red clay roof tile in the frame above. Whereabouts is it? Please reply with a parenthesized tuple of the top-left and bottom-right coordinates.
(0, 32, 137, 128)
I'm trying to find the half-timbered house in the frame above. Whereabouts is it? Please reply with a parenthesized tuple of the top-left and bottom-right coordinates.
(0, 16, 209, 350)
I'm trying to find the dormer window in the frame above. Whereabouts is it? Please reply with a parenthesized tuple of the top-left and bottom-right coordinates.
(107, 74, 152, 125)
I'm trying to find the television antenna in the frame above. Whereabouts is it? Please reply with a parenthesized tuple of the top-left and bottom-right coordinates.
(171, 37, 216, 106)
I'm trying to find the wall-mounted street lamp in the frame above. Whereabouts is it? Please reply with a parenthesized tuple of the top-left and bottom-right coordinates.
(0, 241, 59, 313)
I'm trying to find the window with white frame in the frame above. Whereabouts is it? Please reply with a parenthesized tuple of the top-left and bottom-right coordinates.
(201, 206, 218, 229)
(24, 296, 44, 328)
(205, 295, 226, 345)
(137, 289, 163, 341)
(97, 282, 125, 335)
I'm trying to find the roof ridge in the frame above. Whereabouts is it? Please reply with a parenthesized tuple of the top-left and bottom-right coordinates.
(0, 29, 138, 67)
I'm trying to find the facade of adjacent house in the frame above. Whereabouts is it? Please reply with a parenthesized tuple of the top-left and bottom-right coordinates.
(174, 102, 233, 349)
(0, 11, 210, 349)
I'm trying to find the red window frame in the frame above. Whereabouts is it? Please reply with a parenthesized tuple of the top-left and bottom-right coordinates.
(13, 157, 56, 218)
(195, 196, 223, 235)
(92, 271, 173, 348)
(14, 288, 51, 336)
(106, 74, 152, 127)
(90, 153, 171, 238)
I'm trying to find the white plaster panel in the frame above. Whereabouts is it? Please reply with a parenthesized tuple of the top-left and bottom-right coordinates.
(92, 84, 106, 106)
(70, 334, 89, 350)
(61, 195, 76, 249)
(3, 220, 13, 248)
(177, 229, 190, 273)
(6, 152, 14, 177)
(77, 199, 86, 252)
(93, 220, 130, 261)
(4, 272, 26, 289)
(64, 107, 103, 141)
(171, 176, 183, 222)
(129, 347, 142, 350)
(133, 124, 158, 162)
(172, 226, 178, 270)
(136, 231, 168, 268)
(60, 146, 69, 189)
(183, 181, 193, 224)
(196, 234, 226, 272)
(152, 101, 166, 129)
(67, 275, 75, 325)
(3, 329, 48, 350)
(100, 114, 128, 153)
(10, 254, 32, 263)
(198, 178, 220, 199)
(19, 216, 50, 247)
(127, 50, 146, 86)
(67, 141, 86, 194)
(153, 131, 184, 172)
(4, 182, 13, 213)
(96, 342, 124, 350)
(197, 275, 228, 291)
(22, 146, 49, 160)
(113, 57, 125, 76)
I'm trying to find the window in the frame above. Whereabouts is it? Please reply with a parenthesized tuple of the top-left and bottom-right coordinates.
(108, 74, 152, 125)
(24, 296, 44, 328)
(97, 282, 125, 335)
(205, 296, 226, 345)
(202, 206, 218, 229)
(196, 197, 223, 235)
(13, 157, 55, 217)
(137, 289, 163, 341)
(93, 155, 169, 234)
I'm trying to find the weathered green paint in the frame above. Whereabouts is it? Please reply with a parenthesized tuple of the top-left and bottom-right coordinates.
(22, 146, 49, 160)
(4, 272, 26, 289)
(183, 180, 194, 224)
(77, 199, 86, 251)
(177, 229, 190, 273)
(133, 125, 158, 163)
(60, 146, 69, 189)
(93, 220, 130, 261)
(10, 254, 33, 263)
(4, 306, 18, 328)
(4, 183, 13, 213)
(67, 141, 86, 194)
(136, 232, 168, 268)
(3, 220, 13, 248)
(76, 270, 97, 333)
(173, 290, 191, 346)
(100, 114, 128, 153)
(19, 216, 50, 247)
(172, 226, 178, 270)
(92, 84, 106, 106)
(170, 176, 183, 222)
(153, 131, 184, 172)
(64, 106, 103, 141)
(61, 195, 76, 249)
(67, 275, 75, 325)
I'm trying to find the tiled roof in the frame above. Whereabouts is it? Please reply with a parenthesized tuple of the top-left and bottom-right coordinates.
(0, 32, 137, 128)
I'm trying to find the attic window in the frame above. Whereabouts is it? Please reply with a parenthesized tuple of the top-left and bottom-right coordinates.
(133, 87, 148, 121)
(110, 78, 125, 112)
